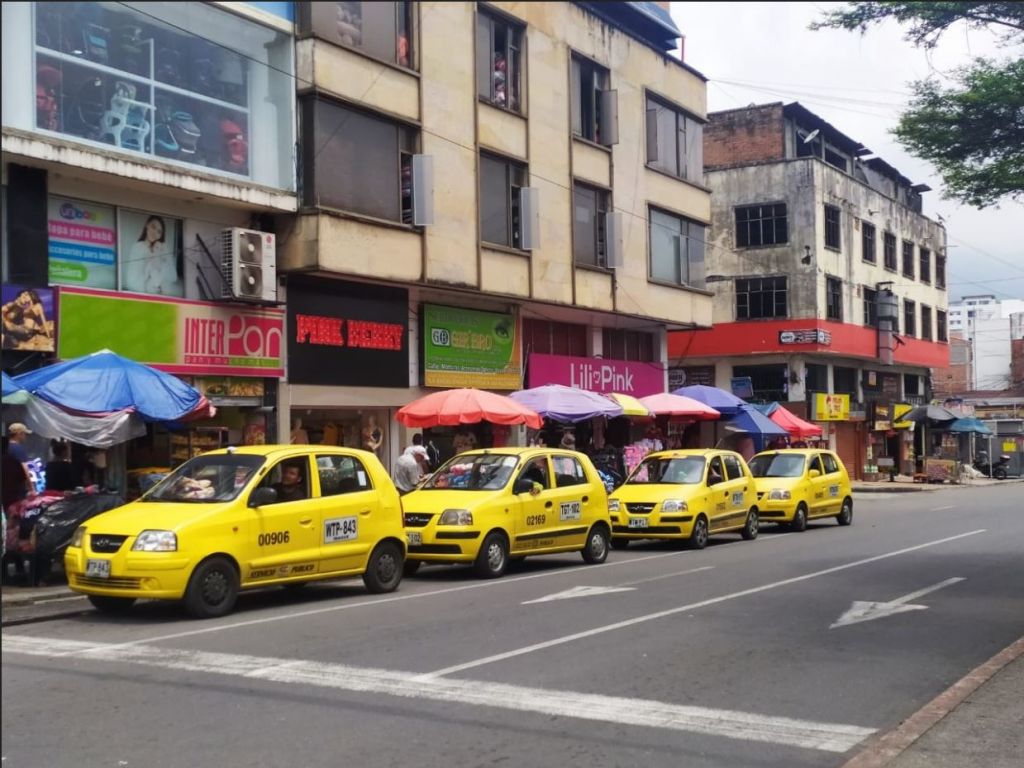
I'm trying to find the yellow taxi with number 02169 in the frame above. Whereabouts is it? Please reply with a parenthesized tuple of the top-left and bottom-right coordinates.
(400, 447, 611, 578)
(748, 449, 853, 531)
(64, 446, 408, 619)
(608, 449, 760, 549)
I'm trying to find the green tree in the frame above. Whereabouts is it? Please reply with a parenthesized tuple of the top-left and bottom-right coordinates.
(812, 2, 1024, 208)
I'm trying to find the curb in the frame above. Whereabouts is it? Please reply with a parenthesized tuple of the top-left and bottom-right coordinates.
(1, 588, 77, 608)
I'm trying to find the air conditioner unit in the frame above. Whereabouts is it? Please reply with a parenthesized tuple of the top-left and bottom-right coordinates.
(221, 227, 277, 303)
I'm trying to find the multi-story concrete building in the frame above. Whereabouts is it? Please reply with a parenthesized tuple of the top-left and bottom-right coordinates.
(668, 102, 949, 478)
(947, 295, 1024, 391)
(3, 2, 297, 484)
(277, 1, 713, 463)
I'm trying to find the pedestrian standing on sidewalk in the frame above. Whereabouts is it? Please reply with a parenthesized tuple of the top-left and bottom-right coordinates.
(393, 436, 429, 495)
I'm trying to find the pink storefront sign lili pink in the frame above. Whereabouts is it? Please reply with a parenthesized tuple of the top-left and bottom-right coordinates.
(527, 353, 665, 397)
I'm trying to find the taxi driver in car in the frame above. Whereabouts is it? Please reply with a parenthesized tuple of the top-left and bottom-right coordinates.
(273, 462, 307, 502)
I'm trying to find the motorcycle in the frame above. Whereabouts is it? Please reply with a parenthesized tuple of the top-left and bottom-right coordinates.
(974, 452, 1011, 480)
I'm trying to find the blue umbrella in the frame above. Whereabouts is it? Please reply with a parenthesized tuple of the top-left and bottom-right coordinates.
(13, 349, 208, 422)
(509, 384, 624, 423)
(945, 417, 992, 435)
(672, 384, 747, 415)
(725, 405, 789, 438)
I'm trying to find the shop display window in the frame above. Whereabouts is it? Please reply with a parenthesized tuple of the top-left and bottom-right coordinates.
(24, 2, 294, 187)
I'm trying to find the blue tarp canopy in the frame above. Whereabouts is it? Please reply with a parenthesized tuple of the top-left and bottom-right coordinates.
(2, 371, 19, 397)
(945, 417, 992, 435)
(12, 349, 206, 422)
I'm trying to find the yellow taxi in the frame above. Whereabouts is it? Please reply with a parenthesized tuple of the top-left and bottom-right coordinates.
(748, 449, 853, 531)
(400, 447, 611, 578)
(64, 446, 407, 618)
(608, 449, 759, 549)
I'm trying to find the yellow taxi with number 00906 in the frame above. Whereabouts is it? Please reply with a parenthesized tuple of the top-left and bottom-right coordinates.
(64, 446, 407, 619)
(607, 449, 760, 549)
(400, 447, 611, 578)
(748, 449, 854, 531)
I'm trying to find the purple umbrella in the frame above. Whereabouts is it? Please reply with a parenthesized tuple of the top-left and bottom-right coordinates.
(672, 384, 748, 416)
(509, 384, 624, 423)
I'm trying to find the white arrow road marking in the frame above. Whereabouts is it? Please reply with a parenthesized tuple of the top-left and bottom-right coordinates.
(830, 577, 966, 629)
(522, 585, 637, 604)
(1, 635, 875, 754)
(522, 566, 714, 603)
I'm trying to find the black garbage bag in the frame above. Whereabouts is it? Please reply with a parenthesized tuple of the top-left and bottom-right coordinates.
(33, 493, 126, 559)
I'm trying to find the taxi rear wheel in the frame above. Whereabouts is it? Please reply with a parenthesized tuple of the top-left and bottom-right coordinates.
(688, 516, 709, 550)
(741, 508, 759, 540)
(791, 503, 808, 532)
(87, 595, 136, 614)
(363, 541, 404, 593)
(474, 532, 509, 579)
(837, 497, 853, 526)
(184, 556, 239, 619)
(581, 525, 610, 564)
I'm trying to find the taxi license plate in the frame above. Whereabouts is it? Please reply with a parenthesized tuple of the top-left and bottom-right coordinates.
(85, 559, 110, 579)
(407, 532, 422, 546)
(628, 518, 649, 529)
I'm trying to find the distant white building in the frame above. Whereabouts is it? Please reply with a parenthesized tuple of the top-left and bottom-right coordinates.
(948, 295, 1024, 390)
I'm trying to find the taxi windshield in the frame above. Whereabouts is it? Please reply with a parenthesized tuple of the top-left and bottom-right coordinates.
(424, 454, 519, 491)
(627, 456, 705, 485)
(145, 454, 266, 503)
(749, 454, 806, 478)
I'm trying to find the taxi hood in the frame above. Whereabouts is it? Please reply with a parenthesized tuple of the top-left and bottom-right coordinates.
(81, 498, 235, 535)
(401, 487, 506, 511)
(611, 482, 706, 502)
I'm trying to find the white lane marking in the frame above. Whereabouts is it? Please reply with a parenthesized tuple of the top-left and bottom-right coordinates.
(830, 577, 966, 629)
(421, 530, 986, 679)
(759, 533, 793, 541)
(1, 635, 875, 754)
(932, 505, 955, 511)
(21, 550, 690, 652)
(522, 585, 636, 604)
(617, 565, 715, 587)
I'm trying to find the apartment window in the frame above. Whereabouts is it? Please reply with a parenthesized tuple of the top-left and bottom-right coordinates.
(826, 276, 842, 321)
(649, 208, 706, 288)
(573, 182, 609, 267)
(937, 310, 948, 342)
(301, 2, 413, 68)
(862, 222, 876, 263)
(571, 55, 612, 144)
(919, 247, 931, 284)
(732, 364, 787, 403)
(302, 98, 416, 223)
(883, 232, 897, 270)
(476, 11, 522, 111)
(824, 205, 841, 250)
(863, 287, 878, 327)
(936, 253, 946, 289)
(480, 153, 526, 248)
(904, 373, 921, 396)
(522, 318, 587, 357)
(645, 95, 702, 180)
(920, 304, 933, 340)
(834, 365, 858, 395)
(736, 277, 787, 320)
(902, 240, 915, 279)
(805, 363, 828, 392)
(903, 299, 916, 337)
(735, 203, 787, 248)
(603, 329, 655, 362)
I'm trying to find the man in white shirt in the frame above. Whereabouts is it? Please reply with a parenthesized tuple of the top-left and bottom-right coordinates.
(393, 440, 429, 495)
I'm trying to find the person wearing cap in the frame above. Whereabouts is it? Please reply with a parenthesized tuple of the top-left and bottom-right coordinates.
(393, 435, 429, 495)
(3, 425, 34, 508)
(6, 423, 32, 465)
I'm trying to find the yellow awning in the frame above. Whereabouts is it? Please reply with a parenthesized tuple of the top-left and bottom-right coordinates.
(607, 393, 650, 417)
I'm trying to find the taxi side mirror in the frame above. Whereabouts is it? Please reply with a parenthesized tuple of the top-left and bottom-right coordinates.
(249, 487, 278, 507)
(513, 478, 534, 495)
(809, 469, 821, 479)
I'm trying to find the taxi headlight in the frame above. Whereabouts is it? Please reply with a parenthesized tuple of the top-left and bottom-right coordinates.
(132, 530, 178, 552)
(70, 526, 85, 548)
(438, 509, 473, 526)
(768, 489, 792, 500)
(661, 499, 688, 513)
(608, 499, 620, 513)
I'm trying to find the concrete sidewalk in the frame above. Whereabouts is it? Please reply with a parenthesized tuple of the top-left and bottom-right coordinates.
(853, 475, 1024, 493)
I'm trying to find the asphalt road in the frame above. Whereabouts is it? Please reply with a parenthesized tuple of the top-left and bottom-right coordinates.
(3, 484, 1023, 768)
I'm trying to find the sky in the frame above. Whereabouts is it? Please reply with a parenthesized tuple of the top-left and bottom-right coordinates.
(669, 1, 1024, 302)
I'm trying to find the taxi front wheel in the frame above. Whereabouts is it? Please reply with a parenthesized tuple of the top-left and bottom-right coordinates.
(184, 556, 239, 619)
(363, 541, 404, 593)
(474, 532, 509, 579)
(581, 525, 610, 564)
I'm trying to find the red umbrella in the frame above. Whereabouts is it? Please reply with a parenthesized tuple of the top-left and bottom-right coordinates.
(638, 393, 720, 420)
(396, 388, 543, 429)
(769, 405, 822, 438)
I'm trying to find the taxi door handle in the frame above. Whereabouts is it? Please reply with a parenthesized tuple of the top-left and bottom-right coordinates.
(723, 491, 729, 497)
(299, 517, 313, 526)
(360, 509, 372, 516)
(582, 496, 589, 503)
(544, 501, 553, 509)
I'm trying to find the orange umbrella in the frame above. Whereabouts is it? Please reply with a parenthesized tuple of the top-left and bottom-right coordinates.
(396, 388, 543, 429)
(638, 392, 720, 420)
